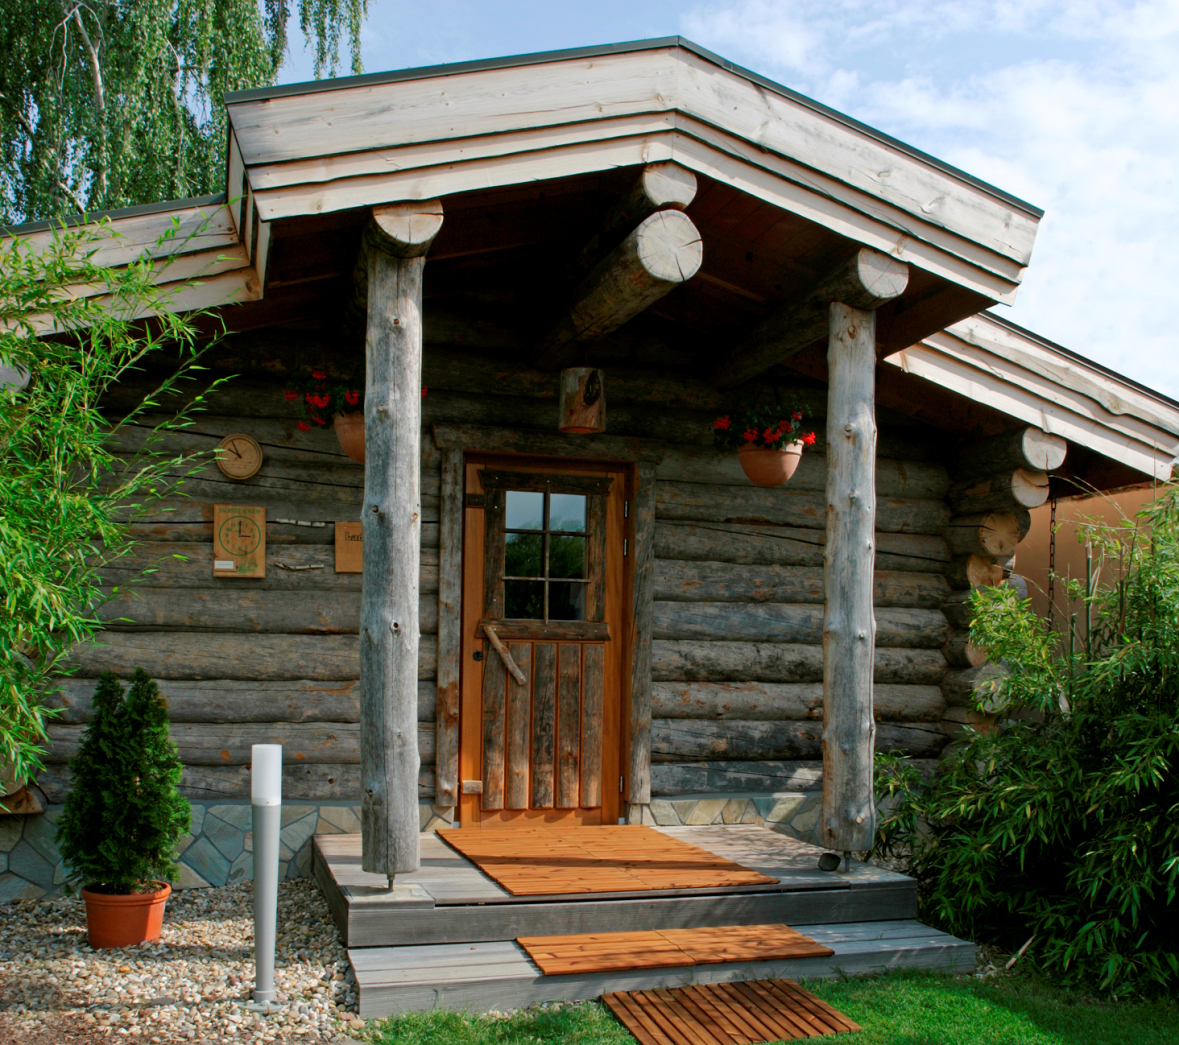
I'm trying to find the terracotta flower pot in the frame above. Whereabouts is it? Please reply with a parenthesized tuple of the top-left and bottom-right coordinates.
(738, 442, 805, 487)
(333, 411, 365, 464)
(82, 882, 171, 949)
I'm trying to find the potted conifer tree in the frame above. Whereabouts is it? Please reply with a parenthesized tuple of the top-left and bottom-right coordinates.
(56, 670, 190, 949)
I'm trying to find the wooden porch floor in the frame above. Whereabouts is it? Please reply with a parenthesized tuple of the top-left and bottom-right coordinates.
(313, 825, 974, 1016)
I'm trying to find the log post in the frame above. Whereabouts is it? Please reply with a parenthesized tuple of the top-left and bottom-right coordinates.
(822, 302, 880, 855)
(360, 200, 442, 882)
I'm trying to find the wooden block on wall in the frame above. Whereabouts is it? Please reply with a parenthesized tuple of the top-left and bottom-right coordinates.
(213, 505, 266, 579)
(335, 521, 363, 573)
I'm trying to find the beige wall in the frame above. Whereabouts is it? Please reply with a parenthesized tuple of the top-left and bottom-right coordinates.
(1019, 485, 1163, 624)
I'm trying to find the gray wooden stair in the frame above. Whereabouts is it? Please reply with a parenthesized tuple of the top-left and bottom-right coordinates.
(349, 919, 975, 1017)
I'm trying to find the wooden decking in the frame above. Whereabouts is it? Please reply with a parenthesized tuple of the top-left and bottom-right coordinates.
(314, 825, 974, 1016)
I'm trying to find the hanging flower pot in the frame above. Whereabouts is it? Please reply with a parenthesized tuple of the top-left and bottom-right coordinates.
(333, 411, 366, 464)
(738, 441, 805, 487)
(714, 395, 816, 488)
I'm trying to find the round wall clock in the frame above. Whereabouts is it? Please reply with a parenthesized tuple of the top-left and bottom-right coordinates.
(215, 433, 264, 480)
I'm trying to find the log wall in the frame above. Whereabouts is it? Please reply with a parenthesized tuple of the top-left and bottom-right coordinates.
(47, 338, 953, 804)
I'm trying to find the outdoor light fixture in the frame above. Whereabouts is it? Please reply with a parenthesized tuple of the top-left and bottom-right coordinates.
(557, 367, 606, 434)
(247, 744, 282, 1013)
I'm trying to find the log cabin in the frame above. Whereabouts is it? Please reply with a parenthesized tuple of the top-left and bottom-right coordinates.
(4, 35, 1179, 1006)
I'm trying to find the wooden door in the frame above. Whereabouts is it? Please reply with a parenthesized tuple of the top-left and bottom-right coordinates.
(459, 458, 628, 827)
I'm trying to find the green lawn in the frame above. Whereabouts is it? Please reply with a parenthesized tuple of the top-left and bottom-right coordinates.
(359, 970, 1179, 1045)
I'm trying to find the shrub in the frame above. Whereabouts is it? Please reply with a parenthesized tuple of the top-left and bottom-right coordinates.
(56, 669, 190, 893)
(874, 487, 1179, 995)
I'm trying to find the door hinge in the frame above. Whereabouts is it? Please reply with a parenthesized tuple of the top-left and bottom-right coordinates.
(465, 493, 486, 507)
(624, 500, 629, 519)
(619, 775, 624, 793)
(623, 538, 628, 556)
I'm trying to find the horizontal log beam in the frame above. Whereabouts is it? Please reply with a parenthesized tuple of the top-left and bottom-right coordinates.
(45, 678, 436, 724)
(714, 247, 909, 388)
(47, 722, 436, 766)
(954, 426, 1068, 478)
(652, 640, 947, 685)
(655, 481, 950, 535)
(431, 422, 665, 464)
(943, 630, 988, 669)
(654, 521, 949, 574)
(944, 511, 1030, 558)
(534, 208, 703, 369)
(652, 761, 824, 796)
(652, 602, 949, 649)
(654, 560, 949, 608)
(37, 763, 436, 804)
(97, 588, 438, 635)
(651, 719, 947, 761)
(66, 632, 437, 681)
(652, 681, 945, 722)
(948, 469, 1050, 514)
(942, 664, 1009, 710)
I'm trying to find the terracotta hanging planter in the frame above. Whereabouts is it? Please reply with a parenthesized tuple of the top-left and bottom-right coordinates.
(333, 411, 365, 464)
(738, 442, 805, 487)
(81, 882, 171, 949)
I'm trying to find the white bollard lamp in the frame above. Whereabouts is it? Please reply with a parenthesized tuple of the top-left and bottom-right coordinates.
(247, 744, 282, 1013)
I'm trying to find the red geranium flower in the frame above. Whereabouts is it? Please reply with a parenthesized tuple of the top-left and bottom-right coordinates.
(421, 386, 428, 398)
(297, 420, 311, 432)
(792, 410, 802, 421)
(283, 390, 299, 402)
(762, 427, 777, 443)
(344, 389, 360, 406)
(312, 414, 328, 425)
(311, 369, 327, 381)
(714, 415, 731, 431)
(743, 428, 758, 443)
(802, 431, 816, 445)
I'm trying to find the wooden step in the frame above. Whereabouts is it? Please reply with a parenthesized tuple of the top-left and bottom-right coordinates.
(349, 919, 976, 1017)
(314, 826, 918, 948)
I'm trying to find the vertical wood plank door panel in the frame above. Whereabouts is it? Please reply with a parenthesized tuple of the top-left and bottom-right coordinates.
(556, 643, 583, 809)
(504, 641, 532, 809)
(460, 456, 630, 828)
(531, 643, 557, 808)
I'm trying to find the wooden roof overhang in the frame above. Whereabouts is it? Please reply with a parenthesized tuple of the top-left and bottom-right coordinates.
(885, 313, 1179, 486)
(224, 38, 1040, 321)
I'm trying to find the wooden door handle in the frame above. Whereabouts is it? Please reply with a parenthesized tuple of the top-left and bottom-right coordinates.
(481, 623, 526, 685)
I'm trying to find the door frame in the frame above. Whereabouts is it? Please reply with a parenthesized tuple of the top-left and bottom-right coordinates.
(456, 452, 634, 828)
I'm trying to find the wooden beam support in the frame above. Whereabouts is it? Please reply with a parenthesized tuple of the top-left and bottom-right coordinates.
(568, 162, 697, 279)
(953, 426, 1068, 479)
(627, 462, 657, 817)
(534, 208, 703, 370)
(360, 200, 442, 881)
(715, 247, 909, 389)
(822, 302, 879, 855)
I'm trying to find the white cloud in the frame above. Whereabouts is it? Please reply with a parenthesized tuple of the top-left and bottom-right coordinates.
(684, 0, 1179, 397)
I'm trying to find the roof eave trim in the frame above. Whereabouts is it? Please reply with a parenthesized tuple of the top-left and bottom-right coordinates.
(224, 36, 1042, 221)
(2, 193, 228, 239)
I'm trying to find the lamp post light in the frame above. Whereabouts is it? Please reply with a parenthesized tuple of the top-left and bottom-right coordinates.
(247, 744, 282, 1014)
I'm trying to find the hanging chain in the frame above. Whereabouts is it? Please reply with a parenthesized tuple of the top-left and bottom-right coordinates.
(1047, 496, 1058, 630)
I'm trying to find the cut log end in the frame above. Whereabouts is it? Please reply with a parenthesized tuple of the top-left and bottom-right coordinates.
(369, 199, 445, 258)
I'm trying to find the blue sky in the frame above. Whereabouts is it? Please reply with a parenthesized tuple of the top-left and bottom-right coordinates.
(283, 1, 1179, 400)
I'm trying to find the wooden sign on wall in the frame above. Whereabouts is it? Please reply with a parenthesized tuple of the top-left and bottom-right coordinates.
(335, 521, 363, 573)
(213, 504, 266, 578)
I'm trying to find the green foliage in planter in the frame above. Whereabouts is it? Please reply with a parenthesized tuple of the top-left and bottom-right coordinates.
(873, 487, 1179, 995)
(56, 670, 190, 894)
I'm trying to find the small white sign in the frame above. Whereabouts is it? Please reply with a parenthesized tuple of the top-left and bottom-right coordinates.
(214, 560, 235, 570)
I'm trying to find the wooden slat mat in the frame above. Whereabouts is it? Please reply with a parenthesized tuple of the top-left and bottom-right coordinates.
(602, 979, 861, 1043)
(520, 924, 834, 975)
(439, 825, 778, 896)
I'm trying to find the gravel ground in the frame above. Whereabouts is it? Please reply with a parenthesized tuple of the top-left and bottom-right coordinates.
(0, 880, 366, 1044)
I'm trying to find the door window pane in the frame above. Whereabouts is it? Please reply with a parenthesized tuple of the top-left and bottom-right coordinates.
(505, 490, 544, 531)
(549, 493, 586, 533)
(504, 533, 543, 578)
(548, 582, 586, 621)
(548, 534, 586, 579)
(505, 580, 545, 619)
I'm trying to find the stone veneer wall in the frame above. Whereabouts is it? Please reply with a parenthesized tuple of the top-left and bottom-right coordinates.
(1, 792, 821, 901)
(0, 800, 456, 902)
